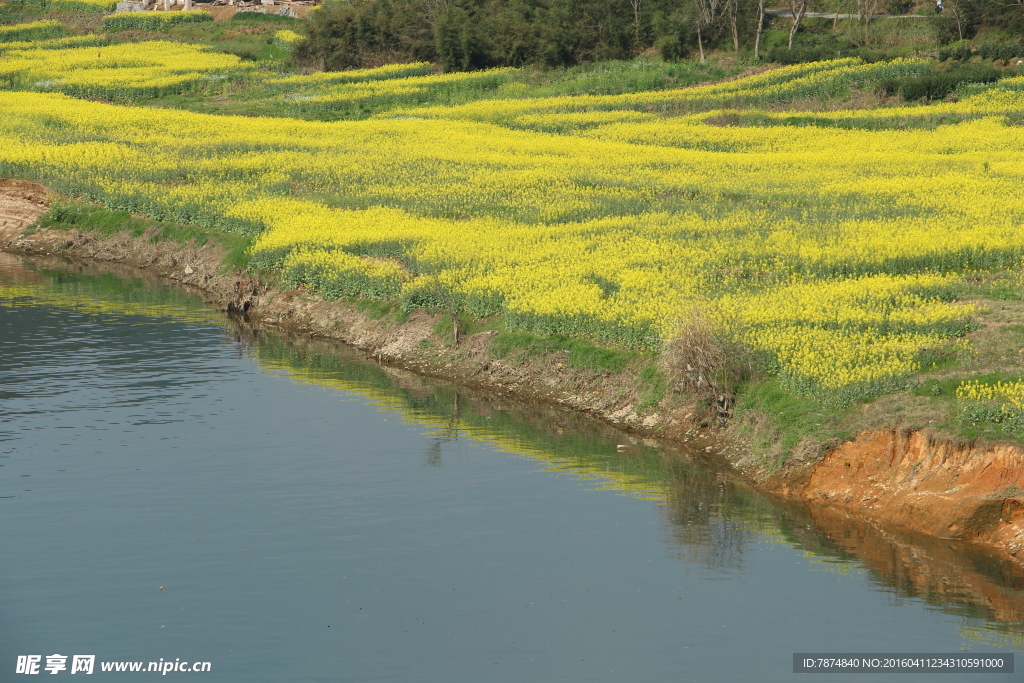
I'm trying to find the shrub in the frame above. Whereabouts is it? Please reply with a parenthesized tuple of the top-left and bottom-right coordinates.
(938, 43, 973, 62)
(663, 313, 728, 397)
(976, 43, 1023, 62)
(662, 312, 746, 420)
(766, 35, 906, 66)
(880, 63, 1001, 100)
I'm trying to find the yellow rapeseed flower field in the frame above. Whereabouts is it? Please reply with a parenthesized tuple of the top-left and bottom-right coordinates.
(0, 42, 254, 99)
(1, 51, 1022, 401)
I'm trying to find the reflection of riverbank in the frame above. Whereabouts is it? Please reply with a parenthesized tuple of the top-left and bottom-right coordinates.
(0, 252, 45, 285)
(0, 252, 221, 325)
(244, 317, 1024, 637)
(245, 326, 697, 502)
(771, 496, 1024, 626)
(772, 431, 1024, 566)
(5, 251, 1024, 640)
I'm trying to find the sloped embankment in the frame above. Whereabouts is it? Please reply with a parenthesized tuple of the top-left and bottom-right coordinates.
(772, 429, 1024, 560)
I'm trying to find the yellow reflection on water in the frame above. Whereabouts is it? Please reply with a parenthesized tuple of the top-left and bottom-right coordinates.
(0, 254, 221, 325)
(256, 354, 669, 501)
(960, 623, 1024, 649)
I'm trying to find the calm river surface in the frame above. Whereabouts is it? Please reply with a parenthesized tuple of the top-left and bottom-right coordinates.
(2, 253, 1024, 682)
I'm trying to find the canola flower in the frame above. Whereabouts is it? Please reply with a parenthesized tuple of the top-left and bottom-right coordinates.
(0, 34, 108, 53)
(384, 58, 928, 125)
(271, 29, 304, 52)
(0, 19, 65, 43)
(957, 380, 1024, 410)
(956, 379, 1024, 430)
(0, 41, 255, 99)
(713, 274, 974, 398)
(1, 55, 1023, 401)
(101, 10, 213, 32)
(288, 68, 518, 112)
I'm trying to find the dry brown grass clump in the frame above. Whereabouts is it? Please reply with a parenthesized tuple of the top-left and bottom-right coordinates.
(662, 311, 746, 422)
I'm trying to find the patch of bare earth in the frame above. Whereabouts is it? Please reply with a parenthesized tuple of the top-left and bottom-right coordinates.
(0, 180, 49, 245)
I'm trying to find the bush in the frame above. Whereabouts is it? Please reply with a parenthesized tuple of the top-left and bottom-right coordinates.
(976, 43, 1023, 62)
(766, 35, 907, 66)
(882, 63, 1001, 101)
(938, 43, 973, 62)
(294, 0, 437, 70)
(297, 0, 676, 70)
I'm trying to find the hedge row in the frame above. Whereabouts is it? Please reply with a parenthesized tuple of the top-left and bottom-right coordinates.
(879, 63, 1001, 101)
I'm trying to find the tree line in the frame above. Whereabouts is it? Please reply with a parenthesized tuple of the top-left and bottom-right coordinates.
(294, 0, 768, 70)
(294, 0, 1023, 71)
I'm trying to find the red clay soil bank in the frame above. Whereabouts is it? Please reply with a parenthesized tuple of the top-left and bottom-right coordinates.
(772, 429, 1024, 561)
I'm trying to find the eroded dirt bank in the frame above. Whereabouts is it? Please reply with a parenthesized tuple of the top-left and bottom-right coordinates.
(4, 179, 1024, 564)
(770, 430, 1024, 560)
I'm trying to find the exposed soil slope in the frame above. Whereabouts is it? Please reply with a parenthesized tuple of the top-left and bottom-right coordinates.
(0, 180, 48, 245)
(773, 430, 1024, 559)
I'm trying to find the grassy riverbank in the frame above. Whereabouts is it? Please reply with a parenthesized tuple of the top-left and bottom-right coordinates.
(21, 191, 1024, 473)
(3, 4, 1024, 468)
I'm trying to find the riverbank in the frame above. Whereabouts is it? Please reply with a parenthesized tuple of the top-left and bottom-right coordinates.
(3, 179, 1024, 565)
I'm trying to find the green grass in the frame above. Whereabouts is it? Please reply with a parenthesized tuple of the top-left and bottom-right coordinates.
(488, 330, 636, 373)
(354, 298, 392, 319)
(732, 378, 856, 468)
(35, 199, 254, 270)
(141, 56, 743, 122)
(506, 59, 731, 98)
(638, 364, 668, 410)
(433, 312, 456, 339)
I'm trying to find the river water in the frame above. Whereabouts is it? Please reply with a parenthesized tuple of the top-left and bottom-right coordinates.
(2, 253, 1023, 682)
